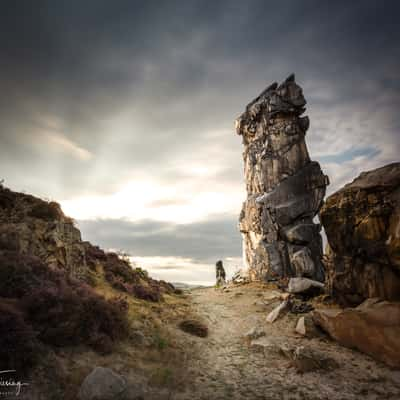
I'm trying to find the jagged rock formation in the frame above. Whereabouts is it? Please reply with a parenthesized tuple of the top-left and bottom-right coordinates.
(215, 260, 226, 286)
(0, 188, 89, 279)
(236, 74, 329, 282)
(320, 163, 400, 305)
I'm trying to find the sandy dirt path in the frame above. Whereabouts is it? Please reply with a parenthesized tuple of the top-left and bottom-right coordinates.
(171, 283, 400, 400)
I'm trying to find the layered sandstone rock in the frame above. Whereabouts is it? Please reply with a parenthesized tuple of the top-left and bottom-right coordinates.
(313, 298, 400, 368)
(320, 162, 400, 305)
(236, 74, 328, 282)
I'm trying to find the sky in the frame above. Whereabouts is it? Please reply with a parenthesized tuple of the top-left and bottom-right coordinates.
(1, 1, 399, 285)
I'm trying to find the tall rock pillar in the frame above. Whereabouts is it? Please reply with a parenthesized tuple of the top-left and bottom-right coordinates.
(235, 74, 329, 282)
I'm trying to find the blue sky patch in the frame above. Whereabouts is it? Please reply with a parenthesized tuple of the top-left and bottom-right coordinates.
(319, 147, 380, 164)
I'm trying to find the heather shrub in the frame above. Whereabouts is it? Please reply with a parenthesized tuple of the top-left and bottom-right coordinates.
(0, 302, 39, 373)
(105, 252, 138, 284)
(133, 267, 149, 279)
(178, 319, 208, 338)
(132, 283, 162, 302)
(0, 230, 19, 251)
(0, 187, 14, 209)
(158, 280, 175, 294)
(23, 283, 129, 352)
(104, 252, 164, 302)
(0, 251, 51, 297)
(0, 250, 130, 354)
(85, 244, 107, 270)
(28, 201, 62, 221)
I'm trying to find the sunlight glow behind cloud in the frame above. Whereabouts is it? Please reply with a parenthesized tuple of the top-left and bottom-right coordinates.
(61, 176, 245, 224)
(44, 132, 93, 161)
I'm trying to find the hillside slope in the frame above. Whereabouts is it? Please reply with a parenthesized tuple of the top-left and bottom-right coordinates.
(0, 183, 189, 399)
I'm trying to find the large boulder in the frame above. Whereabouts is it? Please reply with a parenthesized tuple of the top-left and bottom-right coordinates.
(290, 346, 338, 373)
(287, 277, 324, 295)
(312, 299, 400, 368)
(320, 162, 400, 305)
(295, 315, 323, 338)
(236, 74, 328, 282)
(78, 367, 127, 400)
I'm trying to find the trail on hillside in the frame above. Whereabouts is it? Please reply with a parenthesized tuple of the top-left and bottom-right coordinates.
(171, 283, 400, 400)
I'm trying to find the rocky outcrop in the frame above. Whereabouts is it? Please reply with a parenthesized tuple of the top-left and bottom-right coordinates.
(236, 74, 328, 282)
(0, 183, 174, 300)
(320, 163, 400, 305)
(215, 260, 226, 286)
(0, 187, 88, 279)
(313, 298, 400, 368)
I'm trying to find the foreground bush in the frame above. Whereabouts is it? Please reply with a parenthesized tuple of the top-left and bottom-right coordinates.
(104, 252, 164, 302)
(0, 250, 130, 356)
(27, 201, 63, 221)
(0, 302, 39, 373)
(178, 319, 208, 338)
(0, 251, 57, 297)
(24, 284, 129, 352)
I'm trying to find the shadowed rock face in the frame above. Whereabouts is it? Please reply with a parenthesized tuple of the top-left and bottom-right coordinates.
(0, 185, 88, 279)
(320, 162, 400, 306)
(236, 74, 328, 282)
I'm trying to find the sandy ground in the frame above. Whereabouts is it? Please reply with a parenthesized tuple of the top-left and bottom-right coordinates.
(21, 282, 400, 400)
(169, 282, 400, 400)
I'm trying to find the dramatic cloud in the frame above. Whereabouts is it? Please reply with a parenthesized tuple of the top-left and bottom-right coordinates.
(77, 217, 242, 262)
(1, 1, 399, 283)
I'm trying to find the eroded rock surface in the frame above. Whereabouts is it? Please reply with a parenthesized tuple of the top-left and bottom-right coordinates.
(313, 299, 400, 368)
(215, 260, 226, 287)
(0, 185, 88, 278)
(236, 74, 328, 282)
(320, 162, 400, 305)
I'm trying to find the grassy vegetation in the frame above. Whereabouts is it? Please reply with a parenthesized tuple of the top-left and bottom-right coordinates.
(0, 250, 130, 371)
(0, 183, 195, 398)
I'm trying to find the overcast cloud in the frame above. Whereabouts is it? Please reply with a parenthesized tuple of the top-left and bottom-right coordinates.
(1, 1, 399, 283)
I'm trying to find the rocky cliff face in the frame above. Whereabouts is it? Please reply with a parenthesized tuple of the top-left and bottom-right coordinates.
(0, 187, 89, 278)
(235, 74, 328, 282)
(320, 163, 400, 305)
